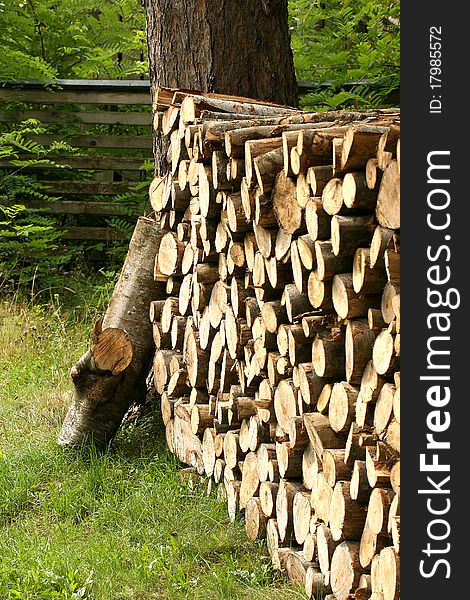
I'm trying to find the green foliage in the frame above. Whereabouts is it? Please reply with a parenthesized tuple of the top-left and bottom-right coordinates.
(0, 121, 80, 290)
(0, 117, 151, 295)
(289, 0, 400, 109)
(0, 0, 147, 82)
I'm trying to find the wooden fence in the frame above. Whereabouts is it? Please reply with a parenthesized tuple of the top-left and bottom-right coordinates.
(0, 79, 153, 244)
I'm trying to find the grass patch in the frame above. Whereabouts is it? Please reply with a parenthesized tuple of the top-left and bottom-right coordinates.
(0, 297, 305, 599)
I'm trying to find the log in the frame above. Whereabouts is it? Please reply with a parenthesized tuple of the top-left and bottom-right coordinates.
(302, 315, 327, 339)
(223, 430, 243, 469)
(227, 192, 251, 233)
(353, 248, 387, 295)
(161, 297, 180, 333)
(305, 566, 330, 600)
(226, 480, 241, 522)
(253, 223, 277, 260)
(341, 124, 388, 171)
(186, 330, 209, 387)
(288, 415, 310, 448)
(296, 234, 317, 271)
(387, 493, 400, 535)
(245, 497, 268, 541)
(330, 215, 375, 257)
(254, 146, 285, 193)
(305, 197, 331, 240)
(274, 378, 298, 433)
(315, 241, 354, 281)
(384, 250, 400, 287)
(154, 349, 177, 394)
(317, 383, 333, 414)
(261, 300, 288, 334)
(275, 228, 293, 261)
(385, 419, 400, 454)
(308, 270, 334, 311)
(272, 170, 303, 234)
(379, 547, 400, 600)
(259, 481, 279, 517)
(288, 327, 311, 366)
(351, 460, 371, 503)
(367, 488, 394, 535)
(316, 523, 338, 577)
(358, 360, 387, 404)
(59, 218, 164, 449)
(293, 490, 314, 544)
(277, 441, 303, 478)
(345, 423, 371, 464)
(368, 308, 387, 332)
(290, 241, 308, 293)
(303, 412, 347, 460)
(381, 282, 399, 325)
(390, 460, 400, 494)
(371, 554, 382, 594)
(370, 226, 395, 269)
(173, 414, 204, 475)
(329, 382, 359, 434)
(372, 329, 398, 376)
(312, 328, 346, 379)
(359, 522, 389, 569)
(276, 479, 304, 541)
(284, 285, 311, 322)
(322, 449, 352, 488)
(342, 172, 378, 211)
(285, 550, 315, 588)
(366, 157, 382, 190)
(295, 171, 311, 208)
(302, 443, 320, 491)
(239, 452, 260, 510)
(373, 383, 396, 435)
(298, 364, 325, 407)
(202, 427, 217, 477)
(330, 541, 366, 600)
(266, 518, 282, 568)
(307, 165, 333, 196)
(322, 178, 344, 216)
(376, 160, 400, 229)
(191, 403, 213, 435)
(345, 320, 378, 384)
(329, 481, 367, 541)
(365, 446, 393, 489)
(158, 230, 185, 275)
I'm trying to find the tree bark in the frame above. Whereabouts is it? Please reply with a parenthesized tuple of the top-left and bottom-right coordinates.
(144, 0, 298, 175)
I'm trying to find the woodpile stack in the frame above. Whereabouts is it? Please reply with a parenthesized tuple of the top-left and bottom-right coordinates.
(149, 88, 400, 600)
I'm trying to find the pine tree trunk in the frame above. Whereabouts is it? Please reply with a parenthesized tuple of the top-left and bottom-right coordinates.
(144, 0, 298, 174)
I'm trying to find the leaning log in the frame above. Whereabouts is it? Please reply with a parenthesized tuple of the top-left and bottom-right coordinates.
(58, 217, 164, 449)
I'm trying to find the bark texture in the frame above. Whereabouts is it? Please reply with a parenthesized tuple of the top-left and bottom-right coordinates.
(144, 0, 298, 174)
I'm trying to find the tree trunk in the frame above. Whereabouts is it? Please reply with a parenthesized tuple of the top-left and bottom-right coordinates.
(58, 218, 164, 449)
(144, 0, 298, 175)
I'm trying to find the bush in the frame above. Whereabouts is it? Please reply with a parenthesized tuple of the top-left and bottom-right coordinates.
(289, 0, 400, 110)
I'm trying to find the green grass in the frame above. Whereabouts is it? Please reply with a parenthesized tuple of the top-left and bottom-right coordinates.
(0, 295, 305, 600)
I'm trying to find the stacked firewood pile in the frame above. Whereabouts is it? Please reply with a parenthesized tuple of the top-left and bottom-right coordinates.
(148, 88, 400, 600)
